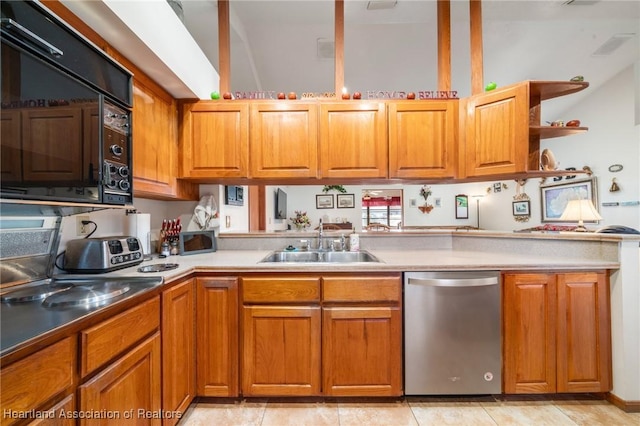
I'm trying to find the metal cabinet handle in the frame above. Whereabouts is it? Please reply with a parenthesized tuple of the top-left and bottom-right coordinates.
(1, 18, 64, 57)
(407, 277, 498, 287)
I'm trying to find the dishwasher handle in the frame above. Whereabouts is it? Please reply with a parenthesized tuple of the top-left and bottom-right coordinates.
(407, 276, 498, 287)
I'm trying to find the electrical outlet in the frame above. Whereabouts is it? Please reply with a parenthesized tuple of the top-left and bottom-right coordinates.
(76, 215, 90, 236)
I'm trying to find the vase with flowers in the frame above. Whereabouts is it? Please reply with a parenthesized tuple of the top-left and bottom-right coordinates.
(418, 185, 434, 214)
(290, 210, 311, 231)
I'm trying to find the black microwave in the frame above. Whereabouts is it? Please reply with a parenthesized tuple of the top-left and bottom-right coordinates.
(0, 0, 134, 206)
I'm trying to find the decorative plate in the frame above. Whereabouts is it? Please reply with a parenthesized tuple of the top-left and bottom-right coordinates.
(541, 149, 557, 171)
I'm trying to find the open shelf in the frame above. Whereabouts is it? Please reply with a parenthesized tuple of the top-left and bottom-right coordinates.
(530, 126, 589, 139)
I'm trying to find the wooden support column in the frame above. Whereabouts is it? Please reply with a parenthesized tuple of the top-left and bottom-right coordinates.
(218, 0, 231, 93)
(248, 186, 266, 231)
(334, 0, 344, 96)
(469, 0, 484, 95)
(437, 0, 451, 92)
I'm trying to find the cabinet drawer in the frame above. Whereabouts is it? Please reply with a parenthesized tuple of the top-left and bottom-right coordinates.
(80, 296, 160, 377)
(323, 276, 401, 303)
(242, 277, 320, 303)
(28, 393, 75, 426)
(1, 337, 75, 426)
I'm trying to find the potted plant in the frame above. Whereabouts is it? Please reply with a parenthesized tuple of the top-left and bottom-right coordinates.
(418, 185, 434, 213)
(290, 210, 311, 231)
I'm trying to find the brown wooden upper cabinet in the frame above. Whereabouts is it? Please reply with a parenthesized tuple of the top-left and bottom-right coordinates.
(181, 101, 249, 179)
(249, 102, 318, 179)
(388, 100, 458, 179)
(319, 101, 387, 179)
(460, 80, 588, 179)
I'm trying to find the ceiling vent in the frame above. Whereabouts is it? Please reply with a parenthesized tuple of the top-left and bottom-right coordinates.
(366, 1, 397, 11)
(317, 38, 335, 59)
(592, 33, 635, 56)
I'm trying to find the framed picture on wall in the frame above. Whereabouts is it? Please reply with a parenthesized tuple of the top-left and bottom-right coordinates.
(512, 200, 531, 216)
(540, 177, 598, 222)
(455, 194, 468, 219)
(224, 185, 243, 206)
(337, 194, 355, 208)
(316, 194, 334, 209)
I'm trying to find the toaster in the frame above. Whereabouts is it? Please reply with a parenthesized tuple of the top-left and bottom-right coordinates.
(63, 236, 144, 273)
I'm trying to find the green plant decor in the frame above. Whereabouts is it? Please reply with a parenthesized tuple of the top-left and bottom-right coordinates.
(322, 185, 347, 193)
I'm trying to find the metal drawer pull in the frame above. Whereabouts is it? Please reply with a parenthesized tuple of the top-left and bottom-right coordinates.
(407, 277, 498, 287)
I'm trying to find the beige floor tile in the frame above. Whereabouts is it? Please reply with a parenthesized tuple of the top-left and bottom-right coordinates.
(181, 401, 266, 426)
(480, 400, 577, 426)
(260, 402, 339, 426)
(553, 400, 639, 426)
(409, 401, 497, 426)
(338, 401, 419, 426)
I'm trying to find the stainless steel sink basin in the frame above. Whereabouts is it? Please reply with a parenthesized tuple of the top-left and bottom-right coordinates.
(259, 250, 381, 264)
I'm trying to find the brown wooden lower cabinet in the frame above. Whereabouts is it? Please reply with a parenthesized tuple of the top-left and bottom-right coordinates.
(162, 278, 195, 426)
(196, 277, 239, 397)
(322, 306, 402, 396)
(503, 271, 611, 394)
(240, 273, 402, 397)
(242, 305, 322, 396)
(27, 394, 75, 426)
(78, 333, 162, 425)
(0, 337, 75, 426)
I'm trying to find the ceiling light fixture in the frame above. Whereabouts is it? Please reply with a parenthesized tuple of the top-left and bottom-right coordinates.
(366, 1, 397, 11)
(592, 33, 635, 56)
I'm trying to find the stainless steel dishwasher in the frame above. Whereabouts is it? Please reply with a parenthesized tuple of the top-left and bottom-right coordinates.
(404, 271, 501, 395)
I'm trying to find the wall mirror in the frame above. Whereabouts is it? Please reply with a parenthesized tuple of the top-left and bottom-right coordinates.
(361, 189, 403, 229)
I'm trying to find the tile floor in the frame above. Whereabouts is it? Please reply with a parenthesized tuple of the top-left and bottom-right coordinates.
(181, 396, 639, 426)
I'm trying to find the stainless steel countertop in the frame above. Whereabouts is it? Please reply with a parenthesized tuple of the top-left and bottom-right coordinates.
(0, 276, 163, 357)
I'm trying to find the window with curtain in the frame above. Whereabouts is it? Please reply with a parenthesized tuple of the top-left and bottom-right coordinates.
(361, 196, 402, 228)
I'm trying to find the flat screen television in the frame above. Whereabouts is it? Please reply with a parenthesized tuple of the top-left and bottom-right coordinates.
(275, 188, 287, 219)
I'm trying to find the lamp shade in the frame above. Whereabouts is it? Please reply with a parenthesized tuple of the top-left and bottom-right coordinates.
(559, 199, 602, 231)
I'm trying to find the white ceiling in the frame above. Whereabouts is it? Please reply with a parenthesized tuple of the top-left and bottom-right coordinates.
(56, 0, 639, 121)
(180, 0, 640, 120)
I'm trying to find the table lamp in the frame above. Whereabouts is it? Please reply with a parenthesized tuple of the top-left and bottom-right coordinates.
(559, 199, 602, 232)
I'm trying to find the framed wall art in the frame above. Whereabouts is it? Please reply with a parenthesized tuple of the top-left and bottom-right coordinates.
(316, 194, 334, 209)
(540, 177, 598, 222)
(512, 200, 531, 216)
(455, 194, 468, 219)
(337, 194, 355, 208)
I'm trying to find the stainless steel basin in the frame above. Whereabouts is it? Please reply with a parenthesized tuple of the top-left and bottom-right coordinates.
(259, 250, 381, 263)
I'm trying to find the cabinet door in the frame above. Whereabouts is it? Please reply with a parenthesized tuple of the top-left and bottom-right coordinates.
(133, 79, 197, 200)
(196, 277, 239, 397)
(556, 272, 611, 393)
(319, 102, 387, 178)
(503, 273, 557, 393)
(249, 102, 318, 178)
(1, 110, 22, 183)
(388, 100, 458, 178)
(322, 307, 402, 396)
(242, 305, 321, 396)
(79, 333, 161, 425)
(22, 108, 83, 181)
(460, 82, 529, 178)
(181, 101, 249, 178)
(162, 279, 195, 425)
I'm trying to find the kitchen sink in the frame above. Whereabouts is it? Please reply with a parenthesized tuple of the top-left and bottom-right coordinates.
(259, 250, 381, 264)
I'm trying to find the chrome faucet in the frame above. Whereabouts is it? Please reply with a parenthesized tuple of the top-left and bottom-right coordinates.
(317, 218, 324, 250)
